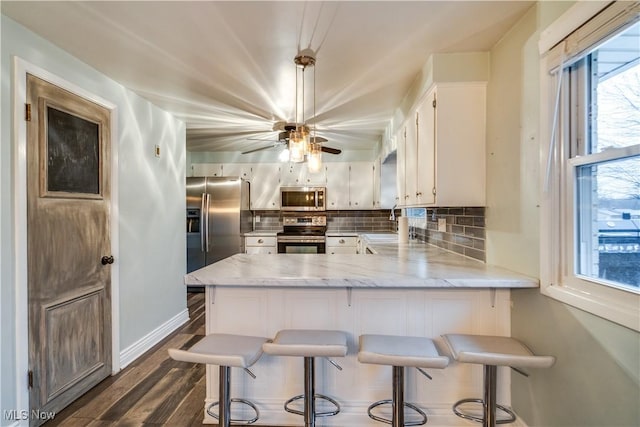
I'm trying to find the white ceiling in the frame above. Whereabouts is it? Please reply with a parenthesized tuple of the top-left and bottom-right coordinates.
(2, 1, 534, 154)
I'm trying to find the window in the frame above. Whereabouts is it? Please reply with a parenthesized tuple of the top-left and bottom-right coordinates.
(570, 27, 640, 292)
(541, 2, 640, 331)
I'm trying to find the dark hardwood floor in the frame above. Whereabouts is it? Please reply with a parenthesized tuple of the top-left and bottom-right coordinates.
(48, 292, 211, 426)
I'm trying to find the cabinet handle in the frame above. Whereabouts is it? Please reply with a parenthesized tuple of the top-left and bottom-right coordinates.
(416, 192, 422, 196)
(258, 239, 264, 244)
(339, 239, 345, 244)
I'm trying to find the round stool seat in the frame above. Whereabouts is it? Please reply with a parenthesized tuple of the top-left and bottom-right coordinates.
(263, 329, 348, 357)
(169, 333, 268, 368)
(442, 334, 555, 369)
(358, 334, 449, 368)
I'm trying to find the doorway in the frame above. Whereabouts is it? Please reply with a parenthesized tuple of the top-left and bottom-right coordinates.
(26, 72, 114, 425)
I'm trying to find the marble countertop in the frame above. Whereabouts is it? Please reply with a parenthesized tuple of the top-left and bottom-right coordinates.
(325, 231, 360, 237)
(244, 230, 279, 237)
(186, 232, 538, 289)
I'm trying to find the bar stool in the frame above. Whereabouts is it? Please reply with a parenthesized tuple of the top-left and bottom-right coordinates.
(442, 334, 555, 427)
(358, 334, 449, 427)
(262, 329, 348, 427)
(168, 333, 269, 427)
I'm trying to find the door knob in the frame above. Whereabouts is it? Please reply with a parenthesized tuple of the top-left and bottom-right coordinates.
(101, 256, 114, 265)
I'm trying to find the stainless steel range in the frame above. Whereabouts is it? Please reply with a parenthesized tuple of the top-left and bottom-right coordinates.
(277, 215, 327, 254)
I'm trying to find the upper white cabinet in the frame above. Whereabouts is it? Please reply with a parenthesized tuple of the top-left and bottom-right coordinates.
(192, 163, 223, 177)
(326, 162, 376, 210)
(395, 127, 406, 206)
(348, 162, 375, 209)
(221, 163, 253, 180)
(281, 163, 326, 186)
(397, 83, 486, 207)
(325, 162, 351, 209)
(189, 160, 380, 211)
(250, 164, 281, 210)
(191, 163, 252, 179)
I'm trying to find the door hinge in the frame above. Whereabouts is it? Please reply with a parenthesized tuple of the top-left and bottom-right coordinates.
(25, 103, 32, 121)
(28, 370, 33, 388)
(432, 98, 436, 108)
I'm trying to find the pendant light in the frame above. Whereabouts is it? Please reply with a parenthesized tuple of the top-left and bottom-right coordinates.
(289, 48, 321, 170)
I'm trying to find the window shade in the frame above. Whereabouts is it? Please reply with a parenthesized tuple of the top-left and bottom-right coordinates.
(543, 1, 640, 72)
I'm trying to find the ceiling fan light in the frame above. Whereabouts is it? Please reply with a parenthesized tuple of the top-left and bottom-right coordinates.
(279, 147, 290, 162)
(307, 142, 322, 172)
(289, 130, 305, 162)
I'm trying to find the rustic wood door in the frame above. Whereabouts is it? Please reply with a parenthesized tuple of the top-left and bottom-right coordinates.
(26, 74, 112, 425)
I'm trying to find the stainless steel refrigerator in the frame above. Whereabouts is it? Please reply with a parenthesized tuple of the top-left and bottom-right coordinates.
(186, 177, 252, 278)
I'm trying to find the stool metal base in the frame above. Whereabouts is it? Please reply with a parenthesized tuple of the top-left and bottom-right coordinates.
(452, 398, 516, 425)
(452, 365, 516, 427)
(367, 399, 427, 426)
(211, 365, 260, 427)
(284, 393, 341, 417)
(206, 398, 260, 425)
(284, 356, 341, 427)
(366, 366, 427, 427)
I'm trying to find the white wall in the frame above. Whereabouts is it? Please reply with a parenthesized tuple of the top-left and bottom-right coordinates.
(486, 2, 640, 425)
(1, 15, 187, 422)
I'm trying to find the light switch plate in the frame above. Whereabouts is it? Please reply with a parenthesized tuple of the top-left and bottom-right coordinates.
(437, 218, 447, 232)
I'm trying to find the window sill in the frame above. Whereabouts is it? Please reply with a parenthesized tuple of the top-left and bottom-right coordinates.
(541, 282, 640, 332)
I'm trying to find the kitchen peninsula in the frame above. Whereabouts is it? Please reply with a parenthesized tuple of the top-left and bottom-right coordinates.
(185, 235, 537, 426)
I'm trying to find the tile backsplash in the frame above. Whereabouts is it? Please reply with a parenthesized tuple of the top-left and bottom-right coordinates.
(252, 207, 485, 262)
(408, 207, 485, 262)
(253, 210, 397, 233)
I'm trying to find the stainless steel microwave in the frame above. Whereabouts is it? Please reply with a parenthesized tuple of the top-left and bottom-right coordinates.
(280, 186, 326, 211)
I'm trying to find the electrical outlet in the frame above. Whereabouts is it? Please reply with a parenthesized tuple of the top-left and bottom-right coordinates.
(154, 144, 161, 157)
(437, 218, 447, 232)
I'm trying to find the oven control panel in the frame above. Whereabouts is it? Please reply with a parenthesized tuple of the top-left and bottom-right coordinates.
(282, 215, 326, 226)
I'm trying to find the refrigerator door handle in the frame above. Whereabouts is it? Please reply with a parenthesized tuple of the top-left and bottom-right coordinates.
(205, 193, 211, 252)
(200, 193, 206, 252)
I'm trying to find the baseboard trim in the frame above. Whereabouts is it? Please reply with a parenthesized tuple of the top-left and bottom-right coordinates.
(119, 308, 189, 369)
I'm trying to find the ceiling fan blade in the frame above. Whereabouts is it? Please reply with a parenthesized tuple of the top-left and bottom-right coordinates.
(321, 146, 342, 155)
(309, 136, 328, 143)
(241, 144, 278, 154)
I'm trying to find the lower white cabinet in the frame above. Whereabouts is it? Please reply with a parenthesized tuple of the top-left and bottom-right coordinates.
(326, 236, 358, 254)
(245, 236, 277, 254)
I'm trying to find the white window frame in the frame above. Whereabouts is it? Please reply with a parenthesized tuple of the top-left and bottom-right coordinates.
(540, 1, 640, 332)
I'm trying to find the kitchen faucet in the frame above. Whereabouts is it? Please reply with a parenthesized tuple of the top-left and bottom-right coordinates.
(389, 204, 397, 221)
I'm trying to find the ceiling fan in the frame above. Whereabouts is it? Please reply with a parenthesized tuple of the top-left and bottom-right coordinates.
(242, 121, 341, 155)
(242, 48, 342, 158)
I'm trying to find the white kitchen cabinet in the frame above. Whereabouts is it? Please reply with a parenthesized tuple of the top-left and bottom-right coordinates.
(372, 158, 383, 208)
(404, 113, 418, 206)
(281, 162, 326, 186)
(192, 163, 223, 177)
(326, 236, 358, 254)
(348, 162, 375, 209)
(397, 83, 485, 207)
(415, 88, 436, 205)
(325, 162, 375, 210)
(250, 164, 281, 210)
(245, 236, 277, 254)
(221, 163, 253, 180)
(395, 127, 406, 206)
(325, 162, 351, 209)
